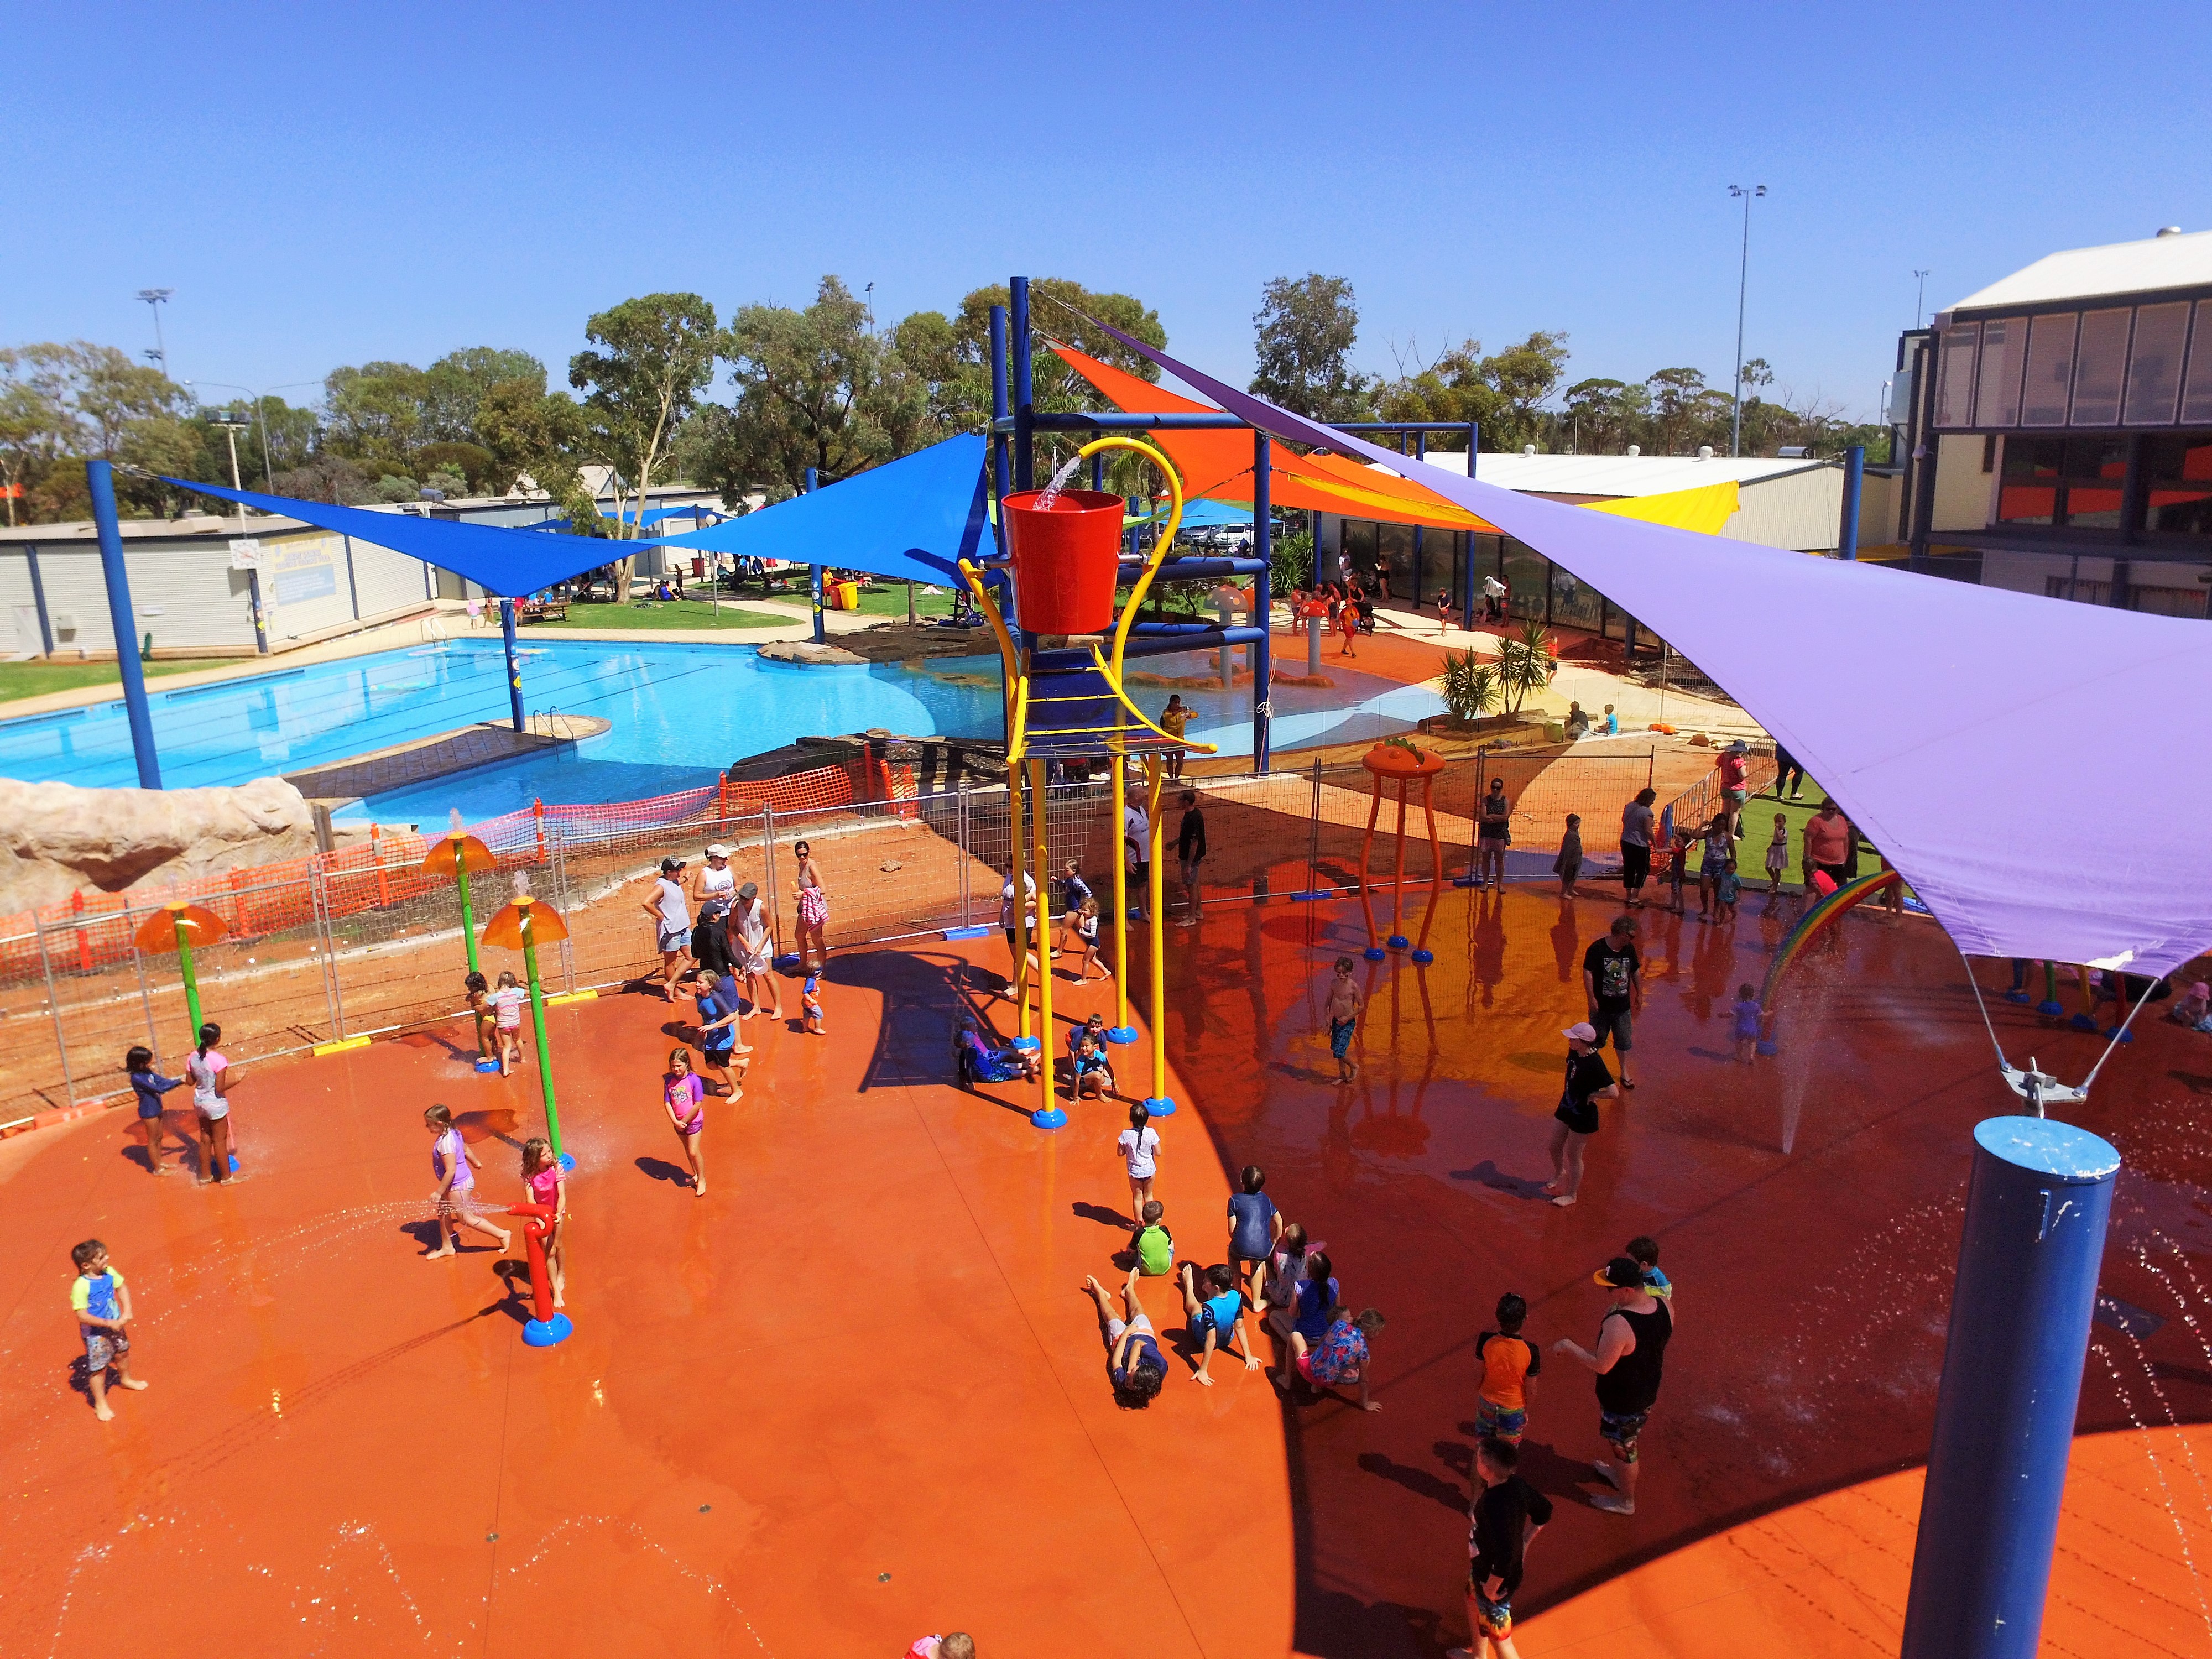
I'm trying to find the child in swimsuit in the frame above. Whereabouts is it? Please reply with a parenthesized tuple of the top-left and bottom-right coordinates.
(519, 1136, 568, 1308)
(664, 1047, 708, 1198)
(425, 1103, 510, 1258)
(1324, 956, 1361, 1083)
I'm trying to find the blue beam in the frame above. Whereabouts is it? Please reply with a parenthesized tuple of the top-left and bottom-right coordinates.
(1006, 412, 1482, 435)
(989, 305, 1011, 562)
(1115, 556, 1267, 581)
(1839, 443, 1865, 561)
(1010, 278, 1034, 491)
(86, 459, 161, 789)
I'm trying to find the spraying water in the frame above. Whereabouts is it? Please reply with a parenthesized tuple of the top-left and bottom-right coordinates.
(1031, 453, 1086, 512)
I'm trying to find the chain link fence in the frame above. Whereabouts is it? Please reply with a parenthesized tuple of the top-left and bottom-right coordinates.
(0, 746, 1683, 1126)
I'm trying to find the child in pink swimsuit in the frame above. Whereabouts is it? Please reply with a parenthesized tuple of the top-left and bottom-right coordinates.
(663, 1048, 708, 1198)
(518, 1136, 567, 1308)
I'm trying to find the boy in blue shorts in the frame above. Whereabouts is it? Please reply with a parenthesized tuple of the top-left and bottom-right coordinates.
(70, 1239, 147, 1421)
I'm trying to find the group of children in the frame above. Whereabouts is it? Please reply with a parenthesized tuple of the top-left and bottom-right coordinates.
(122, 1022, 240, 1182)
(1089, 1149, 1387, 1411)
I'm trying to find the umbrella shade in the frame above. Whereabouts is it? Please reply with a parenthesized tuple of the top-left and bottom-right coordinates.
(481, 898, 571, 951)
(133, 902, 227, 953)
(421, 834, 498, 877)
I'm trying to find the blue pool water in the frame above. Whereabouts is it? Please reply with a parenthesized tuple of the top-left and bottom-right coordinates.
(0, 639, 1442, 822)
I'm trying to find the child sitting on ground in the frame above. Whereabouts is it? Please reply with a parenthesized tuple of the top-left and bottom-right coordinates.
(2169, 980, 2211, 1030)
(1284, 1302, 1385, 1411)
(1474, 1292, 1540, 1444)
(954, 1011, 1040, 1086)
(1072, 1034, 1115, 1099)
(1131, 1199, 1176, 1277)
(70, 1238, 148, 1421)
(801, 974, 824, 1035)
(1180, 1261, 1262, 1385)
(1732, 983, 1764, 1063)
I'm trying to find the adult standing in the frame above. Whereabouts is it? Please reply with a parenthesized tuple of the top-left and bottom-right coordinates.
(1475, 778, 1511, 888)
(791, 838, 830, 974)
(1803, 799, 1851, 890)
(641, 857, 691, 1000)
(1772, 741, 1805, 800)
(729, 879, 782, 1021)
(1542, 1022, 1619, 1208)
(1481, 570, 1507, 625)
(1123, 782, 1151, 924)
(1551, 1256, 1674, 1517)
(1174, 790, 1207, 926)
(1715, 740, 1750, 841)
(1619, 789, 1657, 907)
(1581, 914, 1642, 1090)
(690, 842, 736, 910)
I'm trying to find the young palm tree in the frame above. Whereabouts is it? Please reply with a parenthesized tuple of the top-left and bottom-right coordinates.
(1438, 649, 1500, 725)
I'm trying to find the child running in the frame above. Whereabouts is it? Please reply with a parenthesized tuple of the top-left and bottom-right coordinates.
(1325, 957, 1362, 1083)
(519, 1136, 567, 1309)
(124, 1046, 185, 1176)
(1733, 984, 1764, 1064)
(1073, 898, 1105, 982)
(70, 1239, 148, 1420)
(664, 1047, 708, 1197)
(1179, 1261, 1262, 1384)
(1474, 1293, 1541, 1445)
(425, 1104, 509, 1257)
(490, 971, 528, 1074)
(1116, 1103, 1160, 1222)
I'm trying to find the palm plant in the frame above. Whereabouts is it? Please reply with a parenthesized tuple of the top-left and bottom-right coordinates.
(1495, 621, 1557, 716)
(1438, 649, 1500, 725)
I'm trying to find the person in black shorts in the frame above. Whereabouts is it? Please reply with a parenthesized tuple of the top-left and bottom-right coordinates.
(1474, 777, 1511, 887)
(1619, 788, 1657, 905)
(1552, 1255, 1674, 1516)
(1581, 914, 1642, 1090)
(1446, 1436, 1553, 1659)
(1543, 1022, 1618, 1208)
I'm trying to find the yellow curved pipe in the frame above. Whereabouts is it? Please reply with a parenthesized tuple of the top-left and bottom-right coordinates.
(956, 556, 1029, 761)
(1075, 435, 1184, 684)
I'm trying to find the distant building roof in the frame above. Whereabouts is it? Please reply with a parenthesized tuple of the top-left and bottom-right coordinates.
(1942, 228, 2212, 315)
(1364, 449, 1827, 500)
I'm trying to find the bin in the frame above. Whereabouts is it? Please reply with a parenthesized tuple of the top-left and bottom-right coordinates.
(833, 579, 860, 610)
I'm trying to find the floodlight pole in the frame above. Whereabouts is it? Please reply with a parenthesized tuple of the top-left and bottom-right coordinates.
(87, 460, 161, 789)
(1729, 184, 1765, 458)
(137, 289, 173, 380)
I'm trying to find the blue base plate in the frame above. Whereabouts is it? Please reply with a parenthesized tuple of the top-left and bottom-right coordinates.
(941, 924, 992, 941)
(2036, 1000, 2065, 1016)
(523, 1312, 574, 1347)
(1030, 1106, 1068, 1129)
(1105, 1026, 1138, 1045)
(1755, 1040, 1779, 1056)
(1386, 935, 1410, 949)
(2001, 990, 2031, 1004)
(1363, 947, 1386, 961)
(1410, 948, 1433, 964)
(474, 1059, 502, 1073)
(2069, 1013, 2100, 1031)
(1142, 1095, 1177, 1116)
(557, 1151, 576, 1172)
(1010, 1034, 1041, 1051)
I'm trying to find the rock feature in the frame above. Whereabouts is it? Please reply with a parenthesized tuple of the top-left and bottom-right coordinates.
(758, 640, 868, 666)
(0, 776, 345, 912)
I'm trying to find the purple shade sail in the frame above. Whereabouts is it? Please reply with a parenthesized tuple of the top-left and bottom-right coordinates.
(1094, 324, 2212, 978)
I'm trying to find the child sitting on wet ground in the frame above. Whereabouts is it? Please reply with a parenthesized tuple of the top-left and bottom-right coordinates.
(1131, 1199, 1175, 1277)
(1179, 1261, 1262, 1384)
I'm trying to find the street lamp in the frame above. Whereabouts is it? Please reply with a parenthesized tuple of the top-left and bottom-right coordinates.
(1913, 269, 1931, 329)
(136, 289, 174, 379)
(1728, 185, 1766, 458)
(184, 379, 321, 492)
(208, 407, 252, 531)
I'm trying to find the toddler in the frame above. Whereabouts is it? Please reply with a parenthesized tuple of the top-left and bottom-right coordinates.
(1131, 1198, 1176, 1277)
(1714, 859, 1741, 923)
(1665, 828, 1692, 915)
(490, 971, 528, 1074)
(1762, 813, 1791, 914)
(1732, 983, 1764, 1063)
(801, 974, 824, 1035)
(2169, 980, 2211, 1031)
(70, 1238, 148, 1420)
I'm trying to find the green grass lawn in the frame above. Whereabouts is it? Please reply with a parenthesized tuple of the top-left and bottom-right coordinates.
(0, 657, 239, 705)
(837, 581, 958, 619)
(534, 598, 792, 632)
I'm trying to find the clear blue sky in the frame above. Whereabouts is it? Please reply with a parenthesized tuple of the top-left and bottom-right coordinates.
(9, 3, 2208, 424)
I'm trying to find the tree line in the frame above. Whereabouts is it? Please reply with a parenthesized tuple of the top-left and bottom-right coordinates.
(0, 271, 1881, 531)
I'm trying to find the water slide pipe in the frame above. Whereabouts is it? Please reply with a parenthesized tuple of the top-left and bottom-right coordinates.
(87, 459, 162, 789)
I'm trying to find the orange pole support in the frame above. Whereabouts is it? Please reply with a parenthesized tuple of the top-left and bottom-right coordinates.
(533, 797, 547, 862)
(70, 889, 90, 972)
(371, 823, 389, 907)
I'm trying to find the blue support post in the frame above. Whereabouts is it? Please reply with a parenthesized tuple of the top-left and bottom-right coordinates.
(1838, 442, 1865, 561)
(1412, 430, 1427, 619)
(1253, 430, 1273, 771)
(499, 598, 524, 732)
(1899, 1115, 2119, 1659)
(1461, 421, 1479, 630)
(805, 466, 824, 643)
(989, 305, 1011, 560)
(86, 460, 161, 789)
(1010, 277, 1034, 491)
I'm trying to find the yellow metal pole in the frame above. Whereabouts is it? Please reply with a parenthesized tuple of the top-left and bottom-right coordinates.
(1029, 758, 1061, 1126)
(1009, 757, 1030, 1041)
(1109, 753, 1133, 1040)
(1142, 755, 1174, 1115)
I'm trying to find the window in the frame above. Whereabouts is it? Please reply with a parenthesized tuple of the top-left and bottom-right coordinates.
(2182, 301, 2212, 425)
(2069, 308, 2131, 425)
(2122, 302, 2190, 424)
(1995, 435, 2126, 528)
(1501, 538, 1547, 622)
(1974, 317, 2026, 426)
(1340, 519, 1378, 583)
(2043, 575, 2208, 619)
(1933, 322, 1979, 427)
(2141, 433, 2212, 537)
(2020, 312, 2079, 427)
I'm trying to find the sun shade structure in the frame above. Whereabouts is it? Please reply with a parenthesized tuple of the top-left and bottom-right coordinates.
(1051, 343, 1742, 538)
(159, 477, 627, 596)
(656, 435, 991, 587)
(1088, 324, 2212, 977)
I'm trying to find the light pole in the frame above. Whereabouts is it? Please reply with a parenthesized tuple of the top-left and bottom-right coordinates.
(1913, 268, 1931, 328)
(136, 289, 174, 379)
(185, 379, 320, 491)
(209, 408, 252, 532)
(1728, 184, 1765, 458)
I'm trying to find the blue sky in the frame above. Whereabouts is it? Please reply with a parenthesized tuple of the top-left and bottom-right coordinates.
(9, 3, 2209, 424)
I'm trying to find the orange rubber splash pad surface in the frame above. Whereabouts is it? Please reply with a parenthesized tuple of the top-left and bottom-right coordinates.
(2, 890, 2209, 1657)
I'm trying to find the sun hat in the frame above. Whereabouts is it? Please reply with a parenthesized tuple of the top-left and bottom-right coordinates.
(705, 843, 731, 859)
(1562, 1021, 1597, 1043)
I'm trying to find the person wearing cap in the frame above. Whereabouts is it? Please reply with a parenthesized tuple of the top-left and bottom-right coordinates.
(690, 843, 737, 910)
(690, 896, 734, 980)
(641, 857, 692, 1000)
(1542, 1022, 1619, 1209)
(728, 879, 782, 1021)
(1715, 740, 1750, 841)
(1551, 1256, 1674, 1517)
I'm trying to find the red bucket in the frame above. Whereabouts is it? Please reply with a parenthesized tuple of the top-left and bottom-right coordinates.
(1003, 488, 1124, 634)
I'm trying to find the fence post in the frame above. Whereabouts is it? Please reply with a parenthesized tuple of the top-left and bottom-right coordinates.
(957, 780, 972, 930)
(311, 860, 345, 1039)
(1308, 755, 1323, 897)
(1647, 747, 1655, 791)
(551, 825, 576, 992)
(761, 805, 781, 944)
(33, 911, 76, 1108)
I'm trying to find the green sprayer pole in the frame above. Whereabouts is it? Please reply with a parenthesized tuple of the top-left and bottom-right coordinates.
(175, 923, 205, 1036)
(454, 855, 481, 977)
(520, 911, 564, 1162)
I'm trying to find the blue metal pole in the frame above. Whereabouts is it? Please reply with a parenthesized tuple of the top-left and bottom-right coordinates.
(989, 305, 1010, 560)
(86, 460, 161, 789)
(1253, 430, 1273, 771)
(500, 598, 524, 732)
(1838, 442, 1865, 561)
(1010, 277, 1034, 492)
(1900, 1115, 2119, 1659)
(1461, 422, 1479, 630)
(1412, 430, 1427, 619)
(805, 466, 825, 643)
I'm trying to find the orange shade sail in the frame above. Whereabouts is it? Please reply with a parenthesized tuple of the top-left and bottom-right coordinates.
(481, 897, 570, 951)
(420, 833, 497, 877)
(133, 902, 227, 953)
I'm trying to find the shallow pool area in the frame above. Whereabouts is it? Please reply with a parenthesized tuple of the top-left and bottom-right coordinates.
(0, 638, 1443, 821)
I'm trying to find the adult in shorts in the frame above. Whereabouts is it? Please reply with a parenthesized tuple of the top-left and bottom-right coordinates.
(1715, 739, 1751, 839)
(1123, 787, 1151, 922)
(1174, 790, 1207, 925)
(1543, 1022, 1619, 1208)
(729, 880, 782, 1021)
(1619, 788, 1657, 906)
(1552, 1256, 1674, 1517)
(641, 857, 692, 1000)
(1581, 913, 1642, 1089)
(1804, 798, 1852, 889)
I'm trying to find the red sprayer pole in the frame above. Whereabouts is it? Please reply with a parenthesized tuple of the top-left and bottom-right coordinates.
(504, 1202, 571, 1345)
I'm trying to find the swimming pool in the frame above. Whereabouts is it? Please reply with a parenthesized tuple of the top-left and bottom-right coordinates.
(0, 638, 1443, 821)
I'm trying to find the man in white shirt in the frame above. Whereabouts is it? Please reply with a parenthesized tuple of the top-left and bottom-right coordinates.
(1123, 793, 1151, 922)
(1482, 572, 1507, 624)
